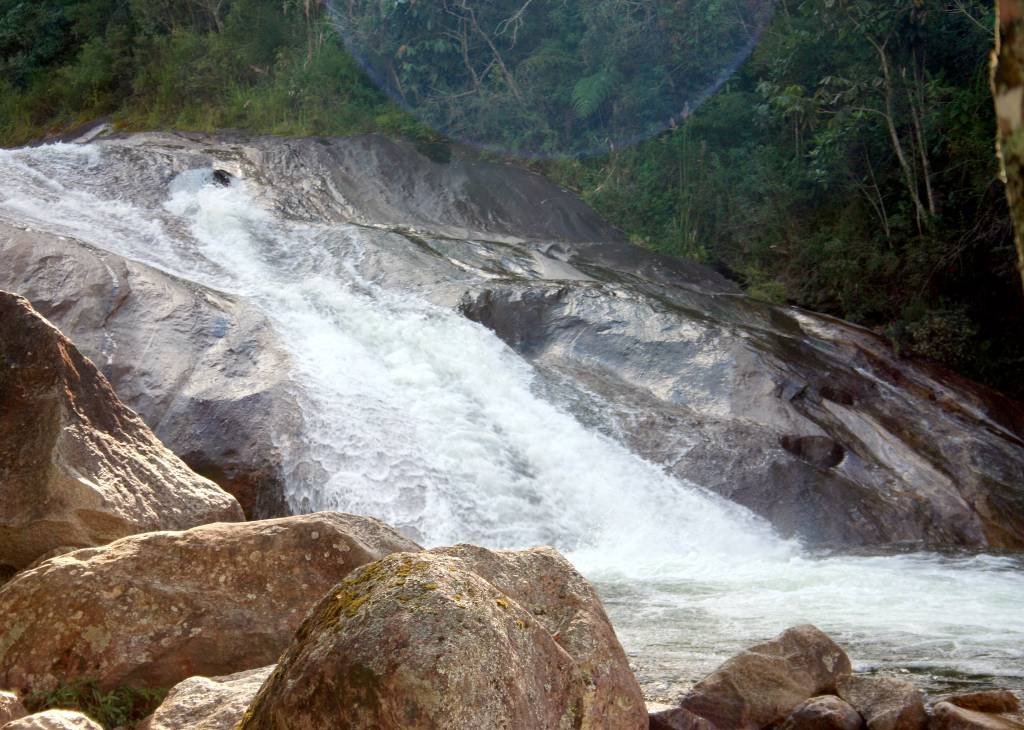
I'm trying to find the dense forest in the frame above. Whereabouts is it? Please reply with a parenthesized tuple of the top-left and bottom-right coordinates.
(1, 0, 1022, 397)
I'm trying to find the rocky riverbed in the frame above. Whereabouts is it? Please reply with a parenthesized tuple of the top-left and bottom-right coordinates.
(1, 131, 1023, 727)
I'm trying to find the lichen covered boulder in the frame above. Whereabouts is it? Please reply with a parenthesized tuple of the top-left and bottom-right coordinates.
(678, 624, 853, 729)
(138, 666, 274, 730)
(0, 291, 244, 572)
(240, 549, 646, 730)
(0, 513, 419, 694)
(430, 544, 646, 728)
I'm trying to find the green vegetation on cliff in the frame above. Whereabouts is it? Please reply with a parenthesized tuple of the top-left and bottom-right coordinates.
(1, 0, 1021, 396)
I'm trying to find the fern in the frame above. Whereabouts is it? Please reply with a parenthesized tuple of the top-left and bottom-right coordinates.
(572, 70, 616, 119)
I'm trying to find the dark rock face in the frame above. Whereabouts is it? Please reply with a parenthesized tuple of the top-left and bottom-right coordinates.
(0, 222, 296, 519)
(0, 291, 243, 571)
(3, 131, 1023, 549)
(459, 283, 1024, 549)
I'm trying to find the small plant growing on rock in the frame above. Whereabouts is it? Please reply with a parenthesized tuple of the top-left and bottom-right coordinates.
(25, 680, 166, 729)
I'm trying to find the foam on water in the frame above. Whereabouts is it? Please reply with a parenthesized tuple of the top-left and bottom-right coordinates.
(2, 144, 1022, 693)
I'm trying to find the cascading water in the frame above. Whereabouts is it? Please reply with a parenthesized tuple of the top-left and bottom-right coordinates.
(2, 143, 1022, 697)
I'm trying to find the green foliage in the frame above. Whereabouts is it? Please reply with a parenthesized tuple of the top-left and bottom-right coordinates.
(0, 0, 1021, 396)
(25, 680, 167, 729)
(547, 0, 1024, 397)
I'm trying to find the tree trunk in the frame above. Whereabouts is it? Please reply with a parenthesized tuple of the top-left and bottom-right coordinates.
(992, 0, 1024, 290)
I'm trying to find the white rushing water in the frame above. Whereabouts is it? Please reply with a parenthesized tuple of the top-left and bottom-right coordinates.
(2, 143, 1022, 696)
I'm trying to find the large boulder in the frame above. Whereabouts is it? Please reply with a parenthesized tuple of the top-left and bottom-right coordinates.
(429, 544, 646, 728)
(1, 711, 102, 730)
(239, 549, 646, 730)
(0, 292, 243, 571)
(138, 666, 274, 730)
(837, 675, 926, 730)
(0, 513, 420, 693)
(0, 223, 297, 519)
(677, 625, 853, 729)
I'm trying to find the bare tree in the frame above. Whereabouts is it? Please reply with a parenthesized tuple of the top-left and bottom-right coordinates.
(992, 0, 1024, 289)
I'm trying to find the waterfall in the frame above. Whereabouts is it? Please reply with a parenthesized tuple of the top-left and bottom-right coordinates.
(1, 142, 1022, 693)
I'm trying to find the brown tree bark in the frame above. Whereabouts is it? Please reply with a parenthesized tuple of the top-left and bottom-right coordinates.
(992, 0, 1024, 290)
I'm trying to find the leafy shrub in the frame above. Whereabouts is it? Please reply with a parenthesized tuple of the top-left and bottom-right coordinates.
(25, 680, 167, 729)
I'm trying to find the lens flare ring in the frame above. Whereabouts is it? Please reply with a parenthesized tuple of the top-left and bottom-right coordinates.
(326, 0, 776, 158)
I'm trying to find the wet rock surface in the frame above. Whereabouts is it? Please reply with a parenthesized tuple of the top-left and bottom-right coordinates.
(3, 131, 1024, 548)
(0, 223, 297, 519)
(0, 292, 243, 571)
(239, 549, 646, 730)
(0, 513, 419, 694)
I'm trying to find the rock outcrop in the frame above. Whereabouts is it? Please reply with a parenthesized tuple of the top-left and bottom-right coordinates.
(0, 513, 420, 693)
(239, 549, 646, 730)
(0, 224, 297, 519)
(0, 292, 243, 572)
(677, 625, 853, 729)
(138, 666, 274, 730)
(836, 675, 926, 730)
(2, 132, 1023, 548)
(1, 711, 102, 730)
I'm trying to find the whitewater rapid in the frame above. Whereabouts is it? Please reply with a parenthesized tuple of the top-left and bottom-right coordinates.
(1, 143, 1022, 696)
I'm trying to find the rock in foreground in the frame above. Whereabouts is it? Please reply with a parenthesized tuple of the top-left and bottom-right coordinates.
(430, 544, 646, 728)
(0, 291, 244, 571)
(779, 695, 864, 730)
(139, 666, 274, 730)
(677, 625, 853, 729)
(0, 513, 419, 693)
(1, 710, 102, 730)
(240, 549, 646, 730)
(930, 702, 1024, 729)
(0, 224, 299, 520)
(0, 691, 27, 725)
(836, 675, 926, 730)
